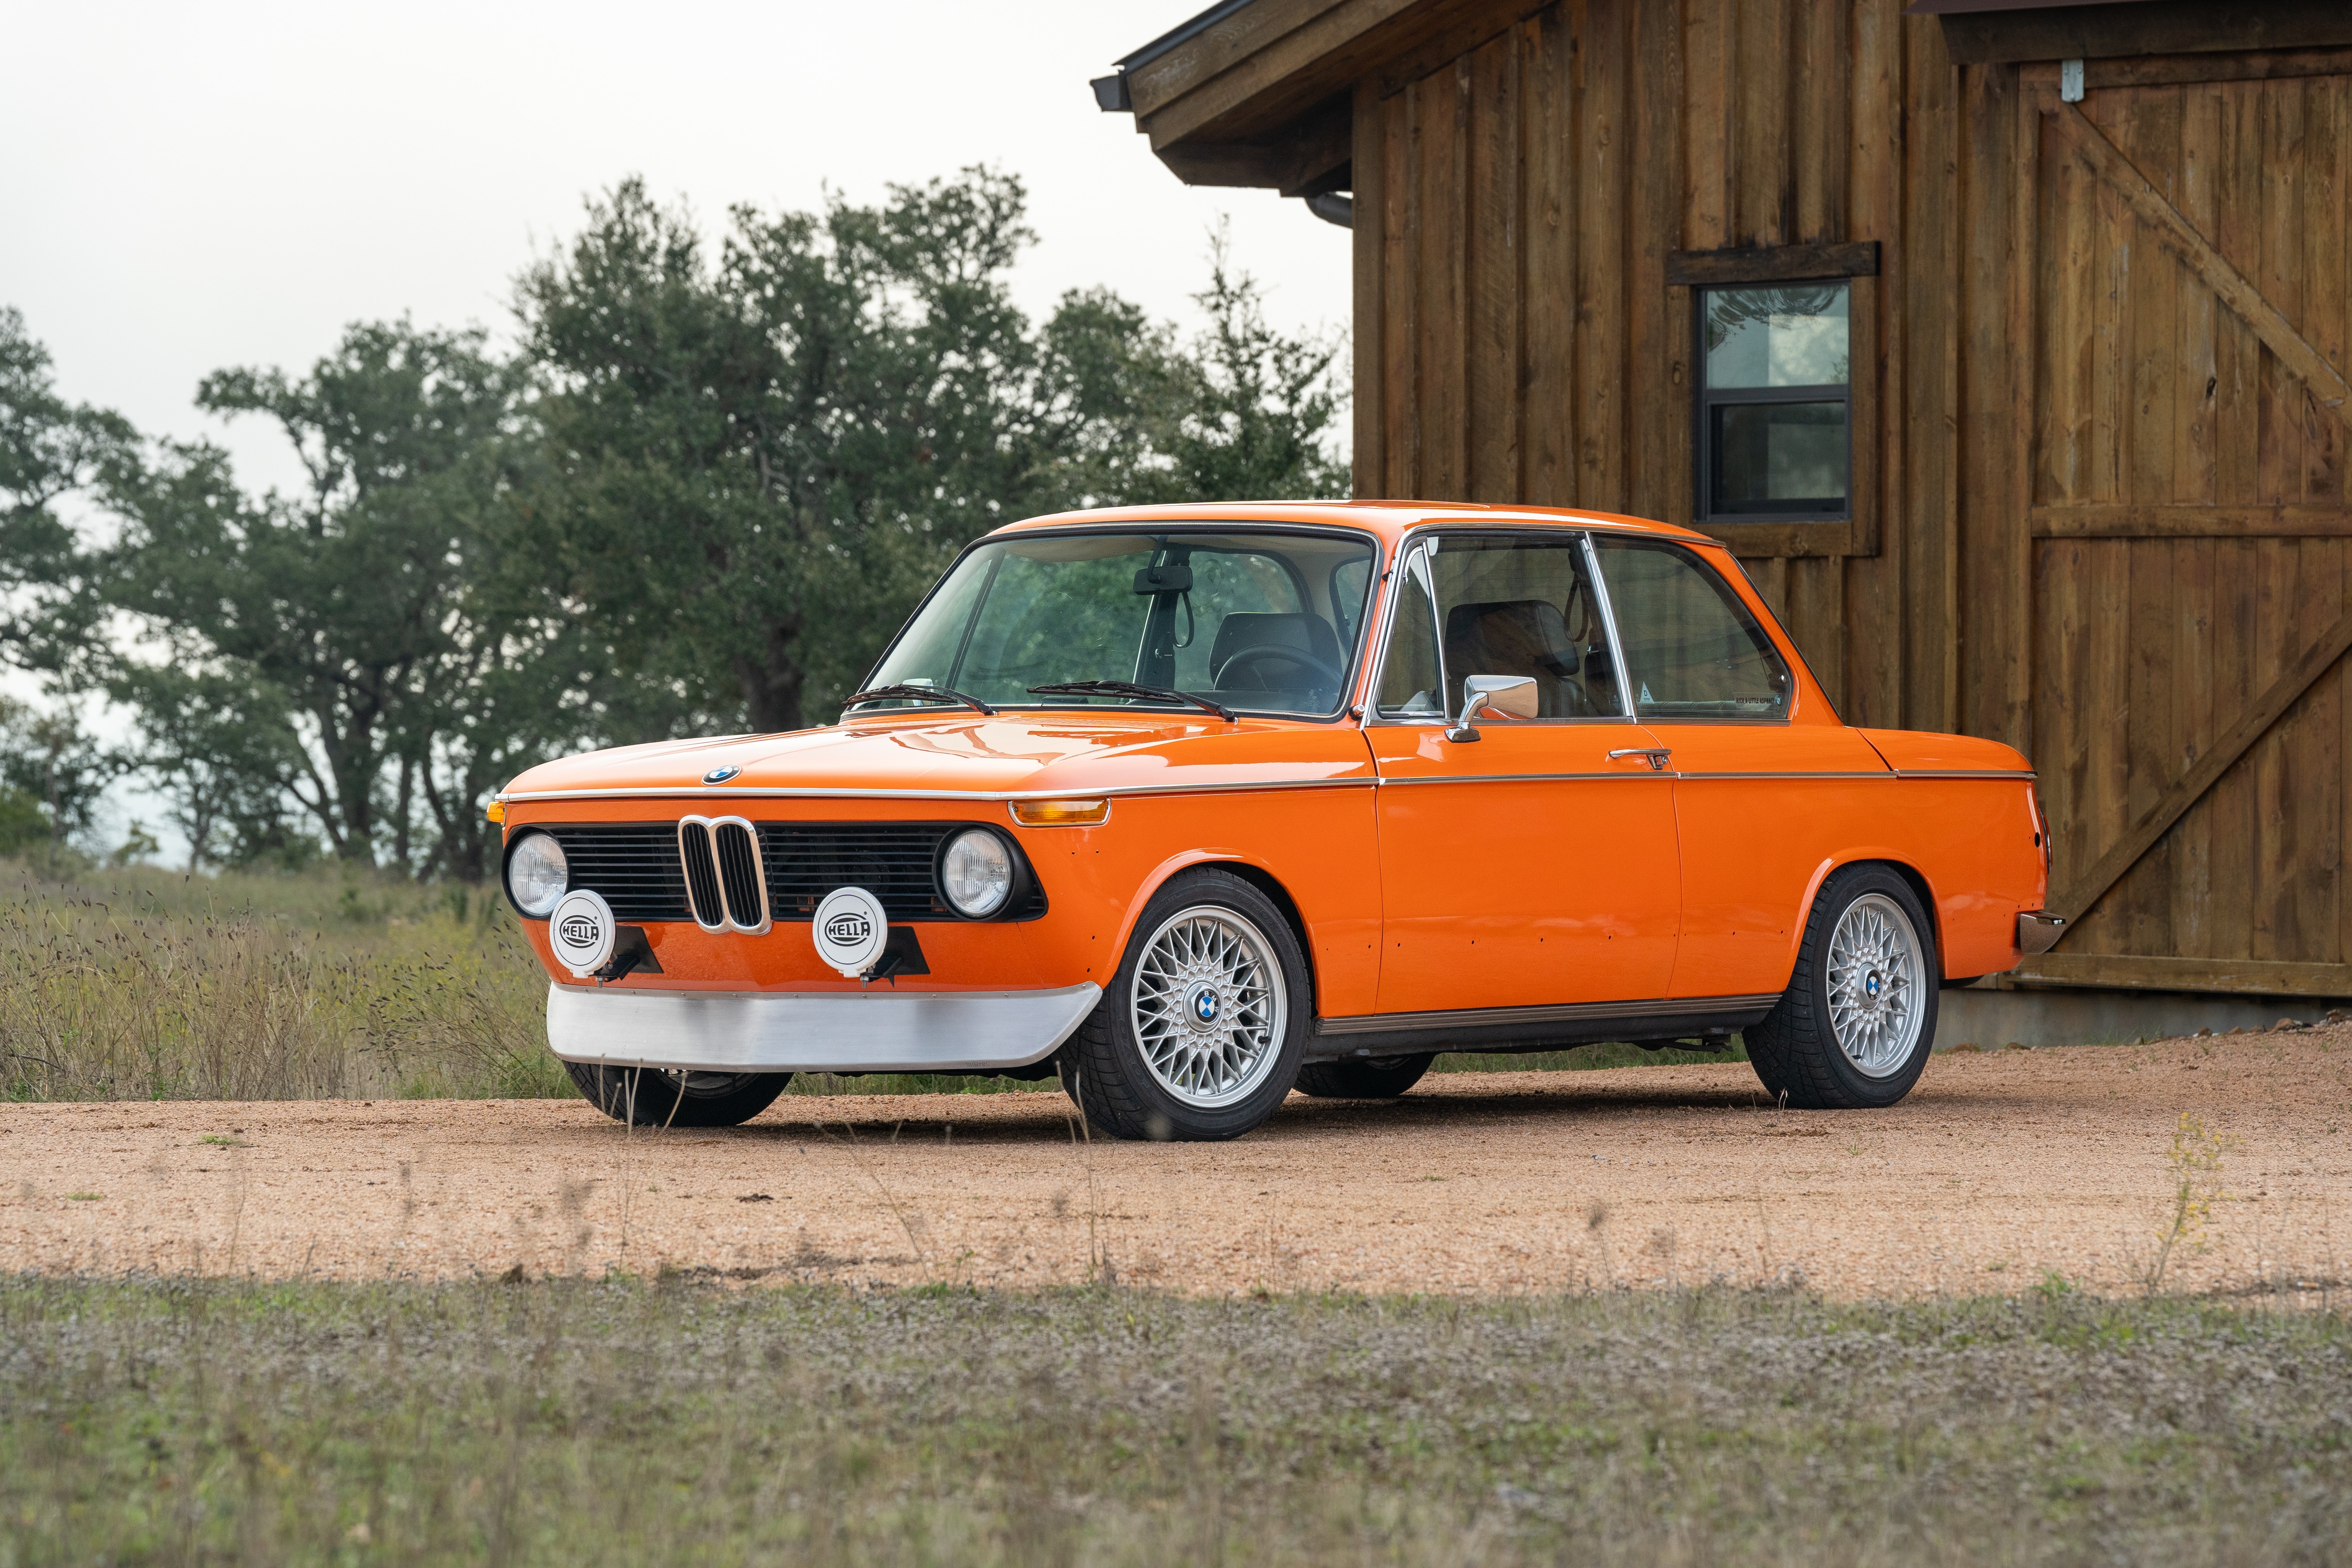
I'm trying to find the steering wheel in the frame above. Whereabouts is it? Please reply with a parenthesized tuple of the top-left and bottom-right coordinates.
(1210, 642, 1344, 690)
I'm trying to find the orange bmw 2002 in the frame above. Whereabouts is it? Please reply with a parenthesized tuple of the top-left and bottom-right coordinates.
(496, 502, 2056, 1140)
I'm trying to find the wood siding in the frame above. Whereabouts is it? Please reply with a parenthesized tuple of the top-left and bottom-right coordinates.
(1352, 3, 2352, 996)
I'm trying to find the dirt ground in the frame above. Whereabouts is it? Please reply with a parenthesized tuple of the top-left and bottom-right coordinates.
(5, 1030, 2349, 1299)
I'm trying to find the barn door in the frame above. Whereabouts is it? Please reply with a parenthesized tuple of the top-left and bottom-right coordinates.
(2017, 53, 2352, 998)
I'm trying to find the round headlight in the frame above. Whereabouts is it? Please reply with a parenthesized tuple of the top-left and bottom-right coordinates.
(939, 828, 1013, 918)
(505, 831, 569, 919)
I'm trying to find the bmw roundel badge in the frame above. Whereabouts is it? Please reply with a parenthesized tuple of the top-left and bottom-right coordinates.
(702, 765, 740, 784)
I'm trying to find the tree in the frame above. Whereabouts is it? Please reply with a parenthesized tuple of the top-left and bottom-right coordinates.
(515, 170, 1348, 737)
(0, 307, 132, 667)
(0, 695, 122, 855)
(102, 321, 550, 873)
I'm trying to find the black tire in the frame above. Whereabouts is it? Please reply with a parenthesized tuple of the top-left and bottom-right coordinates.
(1060, 867, 1309, 1141)
(1295, 1053, 1434, 1099)
(1746, 864, 1940, 1110)
(563, 1062, 791, 1127)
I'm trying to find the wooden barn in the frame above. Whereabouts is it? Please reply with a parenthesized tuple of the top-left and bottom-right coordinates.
(1093, 0, 2352, 1028)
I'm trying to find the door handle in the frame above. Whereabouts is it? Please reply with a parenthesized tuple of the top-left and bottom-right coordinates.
(1608, 748, 1673, 771)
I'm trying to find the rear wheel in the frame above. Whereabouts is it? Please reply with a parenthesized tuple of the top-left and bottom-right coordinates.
(1746, 865, 1938, 1110)
(1295, 1054, 1433, 1099)
(1060, 868, 1308, 1141)
(563, 1063, 791, 1127)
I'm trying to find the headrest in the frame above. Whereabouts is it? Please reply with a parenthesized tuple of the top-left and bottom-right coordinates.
(1443, 600, 1575, 673)
(1208, 612, 1342, 675)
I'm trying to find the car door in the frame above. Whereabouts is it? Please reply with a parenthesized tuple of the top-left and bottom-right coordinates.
(1585, 536, 1893, 1001)
(1367, 532, 1682, 1014)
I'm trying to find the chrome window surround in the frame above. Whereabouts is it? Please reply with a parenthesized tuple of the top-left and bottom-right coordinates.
(849, 520, 1387, 725)
(677, 814, 772, 935)
(1359, 522, 1822, 730)
(1361, 528, 1641, 729)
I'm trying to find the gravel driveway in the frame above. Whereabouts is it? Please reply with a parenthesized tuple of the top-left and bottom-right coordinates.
(6, 1031, 2348, 1298)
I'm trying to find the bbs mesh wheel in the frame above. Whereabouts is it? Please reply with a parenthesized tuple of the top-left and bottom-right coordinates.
(1745, 864, 1939, 1110)
(1059, 867, 1308, 1141)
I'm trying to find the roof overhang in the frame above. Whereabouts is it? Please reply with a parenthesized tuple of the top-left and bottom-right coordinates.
(1089, 0, 1549, 195)
(1903, 0, 2352, 61)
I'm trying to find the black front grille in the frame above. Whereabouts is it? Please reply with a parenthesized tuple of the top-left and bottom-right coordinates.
(545, 826, 692, 924)
(760, 823, 1046, 922)
(534, 820, 1044, 926)
(713, 822, 764, 927)
(677, 821, 722, 927)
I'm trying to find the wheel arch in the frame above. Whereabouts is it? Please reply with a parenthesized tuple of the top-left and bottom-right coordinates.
(1787, 852, 1946, 984)
(1114, 851, 1321, 1014)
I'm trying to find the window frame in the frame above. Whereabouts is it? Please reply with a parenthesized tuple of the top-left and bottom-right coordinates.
(1692, 279, 1855, 526)
(856, 521, 1385, 725)
(1586, 535, 1798, 727)
(1665, 241, 1881, 561)
(1363, 527, 1640, 728)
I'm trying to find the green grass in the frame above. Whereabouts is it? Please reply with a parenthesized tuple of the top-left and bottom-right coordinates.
(2, 1276, 2345, 1565)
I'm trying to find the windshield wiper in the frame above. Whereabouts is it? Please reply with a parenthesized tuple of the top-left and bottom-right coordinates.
(842, 684, 998, 717)
(1026, 680, 1236, 723)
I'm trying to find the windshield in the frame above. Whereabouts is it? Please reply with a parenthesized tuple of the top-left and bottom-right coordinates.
(860, 528, 1379, 718)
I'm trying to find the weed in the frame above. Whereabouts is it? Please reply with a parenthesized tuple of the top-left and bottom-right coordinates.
(62, 1191, 101, 1201)
(2141, 1112, 2237, 1296)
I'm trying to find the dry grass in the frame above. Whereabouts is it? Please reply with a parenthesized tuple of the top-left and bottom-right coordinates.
(0, 860, 561, 1103)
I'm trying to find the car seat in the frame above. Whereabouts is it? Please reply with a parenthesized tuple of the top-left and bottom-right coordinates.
(1441, 600, 1595, 717)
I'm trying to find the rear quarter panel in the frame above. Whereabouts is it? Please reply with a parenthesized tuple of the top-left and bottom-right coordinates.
(1858, 729, 2047, 979)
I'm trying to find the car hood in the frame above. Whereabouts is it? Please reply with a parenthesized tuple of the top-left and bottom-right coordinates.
(501, 713, 1377, 800)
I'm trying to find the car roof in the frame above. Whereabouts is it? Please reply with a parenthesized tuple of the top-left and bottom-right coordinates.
(989, 500, 1715, 550)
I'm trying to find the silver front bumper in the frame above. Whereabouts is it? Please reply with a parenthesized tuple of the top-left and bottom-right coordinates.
(546, 982, 1102, 1074)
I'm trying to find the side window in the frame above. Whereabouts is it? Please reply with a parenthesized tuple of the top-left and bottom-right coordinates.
(1695, 282, 1851, 522)
(1375, 545, 1444, 718)
(1425, 535, 1624, 719)
(1590, 540, 1791, 720)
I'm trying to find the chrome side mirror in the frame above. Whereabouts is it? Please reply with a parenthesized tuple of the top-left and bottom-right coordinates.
(1445, 674, 1538, 742)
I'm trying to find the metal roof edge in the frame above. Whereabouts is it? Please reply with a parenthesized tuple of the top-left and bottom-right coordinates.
(1114, 0, 1265, 73)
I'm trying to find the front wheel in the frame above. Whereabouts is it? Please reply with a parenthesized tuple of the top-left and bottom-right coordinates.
(564, 1062, 791, 1127)
(1060, 868, 1308, 1140)
(1745, 865, 1938, 1110)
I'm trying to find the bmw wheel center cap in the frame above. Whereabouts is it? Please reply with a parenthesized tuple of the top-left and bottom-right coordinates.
(550, 888, 618, 978)
(1190, 985, 1221, 1026)
(812, 886, 887, 977)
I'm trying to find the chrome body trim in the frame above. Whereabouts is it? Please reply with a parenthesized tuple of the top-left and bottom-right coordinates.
(1374, 771, 1673, 786)
(546, 981, 1103, 1073)
(1893, 769, 2039, 780)
(677, 814, 771, 935)
(2018, 911, 2065, 956)
(1671, 771, 1892, 781)
(1316, 993, 1782, 1038)
(502, 777, 1378, 806)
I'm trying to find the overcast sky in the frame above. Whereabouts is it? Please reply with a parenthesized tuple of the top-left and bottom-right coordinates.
(2, 1, 1350, 859)
(3, 0, 1350, 497)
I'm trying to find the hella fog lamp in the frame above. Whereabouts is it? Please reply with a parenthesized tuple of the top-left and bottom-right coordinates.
(505, 831, 569, 918)
(938, 828, 1014, 918)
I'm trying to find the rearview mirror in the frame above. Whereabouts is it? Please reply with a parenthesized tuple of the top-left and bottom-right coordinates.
(1445, 674, 1538, 742)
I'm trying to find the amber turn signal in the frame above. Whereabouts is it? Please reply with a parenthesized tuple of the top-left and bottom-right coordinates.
(1009, 798, 1109, 827)
(485, 800, 505, 824)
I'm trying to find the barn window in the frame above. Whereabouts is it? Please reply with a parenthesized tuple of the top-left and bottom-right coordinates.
(1695, 283, 1852, 523)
